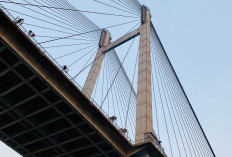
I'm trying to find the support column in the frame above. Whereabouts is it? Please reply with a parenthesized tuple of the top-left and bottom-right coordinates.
(83, 29, 111, 98)
(135, 6, 153, 141)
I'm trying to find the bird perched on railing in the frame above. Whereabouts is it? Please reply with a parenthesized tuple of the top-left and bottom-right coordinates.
(14, 17, 24, 25)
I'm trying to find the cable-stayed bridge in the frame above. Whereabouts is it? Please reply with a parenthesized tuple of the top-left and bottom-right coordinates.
(0, 0, 215, 157)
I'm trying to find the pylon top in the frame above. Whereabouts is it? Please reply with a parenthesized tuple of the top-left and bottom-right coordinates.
(141, 5, 151, 24)
(99, 29, 111, 48)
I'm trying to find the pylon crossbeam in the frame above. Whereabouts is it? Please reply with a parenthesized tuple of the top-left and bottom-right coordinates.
(103, 28, 140, 53)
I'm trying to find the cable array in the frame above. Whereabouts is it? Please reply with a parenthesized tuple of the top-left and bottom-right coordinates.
(0, 0, 141, 141)
(0, 0, 216, 156)
(150, 25, 216, 157)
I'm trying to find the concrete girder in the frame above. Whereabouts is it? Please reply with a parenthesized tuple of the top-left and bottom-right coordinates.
(0, 89, 49, 116)
(0, 45, 5, 53)
(0, 75, 36, 97)
(0, 100, 62, 131)
(0, 61, 21, 77)
(32, 132, 96, 155)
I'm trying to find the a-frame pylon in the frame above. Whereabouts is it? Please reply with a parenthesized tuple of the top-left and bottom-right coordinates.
(83, 5, 156, 144)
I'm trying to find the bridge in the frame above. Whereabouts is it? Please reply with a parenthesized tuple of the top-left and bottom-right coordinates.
(0, 1, 215, 157)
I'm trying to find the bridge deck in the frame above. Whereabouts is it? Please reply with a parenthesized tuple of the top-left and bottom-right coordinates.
(0, 8, 164, 157)
(0, 39, 127, 157)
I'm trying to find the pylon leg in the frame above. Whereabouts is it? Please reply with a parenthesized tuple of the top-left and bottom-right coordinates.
(83, 30, 111, 98)
(135, 6, 153, 142)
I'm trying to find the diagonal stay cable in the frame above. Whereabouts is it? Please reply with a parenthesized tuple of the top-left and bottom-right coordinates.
(119, 0, 140, 15)
(90, 0, 138, 16)
(152, 51, 174, 157)
(3, 7, 86, 34)
(73, 49, 97, 80)
(31, 0, 93, 34)
(43, 0, 99, 39)
(0, 1, 139, 18)
(17, 0, 90, 35)
(151, 32, 195, 157)
(36, 35, 97, 42)
(23, 23, 81, 35)
(157, 60, 189, 156)
(71, 49, 104, 80)
(38, 19, 139, 44)
(60, 0, 102, 40)
(68, 46, 98, 68)
(106, 49, 137, 136)
(151, 32, 214, 157)
(151, 60, 161, 140)
(124, 49, 138, 128)
(110, 0, 139, 16)
(106, 53, 115, 115)
(100, 38, 135, 108)
(43, 42, 98, 48)
(156, 46, 206, 156)
(105, 59, 110, 115)
(150, 25, 216, 157)
(55, 44, 97, 59)
(155, 53, 183, 157)
(101, 58, 106, 104)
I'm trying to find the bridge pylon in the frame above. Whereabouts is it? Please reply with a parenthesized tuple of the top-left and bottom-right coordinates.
(83, 5, 156, 145)
(135, 5, 153, 142)
(83, 29, 111, 98)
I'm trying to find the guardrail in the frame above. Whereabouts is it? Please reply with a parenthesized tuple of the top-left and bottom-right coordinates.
(135, 135, 167, 156)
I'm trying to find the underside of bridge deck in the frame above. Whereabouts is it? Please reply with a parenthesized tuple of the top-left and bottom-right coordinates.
(0, 40, 126, 157)
(0, 9, 165, 157)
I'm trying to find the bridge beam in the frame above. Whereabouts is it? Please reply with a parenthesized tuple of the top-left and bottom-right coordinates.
(103, 27, 140, 53)
(83, 29, 111, 98)
(134, 152, 153, 157)
(135, 6, 153, 141)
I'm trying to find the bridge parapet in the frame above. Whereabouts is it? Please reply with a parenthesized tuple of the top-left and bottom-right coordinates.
(134, 132, 166, 157)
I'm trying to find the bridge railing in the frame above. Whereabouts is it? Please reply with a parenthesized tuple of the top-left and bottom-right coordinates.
(135, 135, 167, 157)
(81, 90, 134, 144)
(0, 4, 134, 144)
(152, 130, 167, 156)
